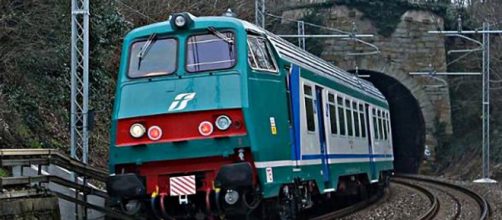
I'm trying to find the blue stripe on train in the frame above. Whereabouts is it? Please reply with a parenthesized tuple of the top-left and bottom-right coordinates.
(302, 154, 393, 160)
(290, 64, 302, 161)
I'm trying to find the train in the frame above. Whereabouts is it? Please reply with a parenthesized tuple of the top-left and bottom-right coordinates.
(106, 11, 394, 219)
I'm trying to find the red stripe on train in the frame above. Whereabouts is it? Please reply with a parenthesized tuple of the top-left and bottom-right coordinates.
(115, 109, 246, 147)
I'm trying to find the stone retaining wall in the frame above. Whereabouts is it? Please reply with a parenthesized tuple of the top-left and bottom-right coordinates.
(0, 194, 60, 220)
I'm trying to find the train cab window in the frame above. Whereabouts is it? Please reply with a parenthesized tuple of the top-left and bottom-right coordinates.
(352, 102, 360, 137)
(345, 100, 353, 136)
(128, 38, 177, 78)
(359, 104, 366, 138)
(304, 85, 315, 132)
(247, 35, 278, 72)
(186, 32, 236, 72)
(328, 94, 337, 134)
(337, 96, 346, 135)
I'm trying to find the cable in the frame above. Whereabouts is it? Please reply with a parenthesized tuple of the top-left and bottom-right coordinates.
(266, 12, 350, 34)
(114, 0, 155, 22)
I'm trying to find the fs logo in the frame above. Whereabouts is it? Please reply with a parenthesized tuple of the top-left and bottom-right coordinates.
(168, 92, 196, 111)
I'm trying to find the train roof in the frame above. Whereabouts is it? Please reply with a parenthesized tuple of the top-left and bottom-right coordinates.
(239, 20, 387, 102)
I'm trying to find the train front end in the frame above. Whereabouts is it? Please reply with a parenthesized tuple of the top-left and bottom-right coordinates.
(107, 13, 256, 217)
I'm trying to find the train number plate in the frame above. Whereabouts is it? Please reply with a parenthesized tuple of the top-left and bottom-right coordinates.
(170, 175, 196, 196)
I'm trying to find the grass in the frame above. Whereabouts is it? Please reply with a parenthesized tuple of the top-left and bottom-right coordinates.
(0, 168, 9, 177)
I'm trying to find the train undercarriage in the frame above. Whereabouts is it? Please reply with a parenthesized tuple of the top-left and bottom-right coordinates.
(108, 171, 391, 220)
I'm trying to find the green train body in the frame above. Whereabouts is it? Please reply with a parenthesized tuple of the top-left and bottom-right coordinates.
(107, 12, 393, 217)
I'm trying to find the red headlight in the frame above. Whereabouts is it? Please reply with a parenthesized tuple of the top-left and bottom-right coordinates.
(147, 126, 163, 141)
(198, 121, 214, 136)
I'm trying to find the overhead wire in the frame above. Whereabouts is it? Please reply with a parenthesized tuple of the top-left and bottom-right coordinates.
(265, 12, 351, 35)
(114, 0, 155, 22)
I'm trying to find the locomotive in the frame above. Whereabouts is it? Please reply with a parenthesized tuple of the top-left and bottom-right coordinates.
(107, 12, 394, 219)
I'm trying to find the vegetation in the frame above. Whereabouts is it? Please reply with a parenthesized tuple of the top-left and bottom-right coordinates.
(0, 0, 129, 167)
(285, 0, 450, 37)
(0, 168, 8, 177)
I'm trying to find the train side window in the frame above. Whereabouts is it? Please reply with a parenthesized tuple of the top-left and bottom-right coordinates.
(383, 112, 389, 140)
(386, 112, 391, 139)
(328, 93, 337, 134)
(303, 84, 315, 132)
(337, 96, 346, 135)
(352, 102, 360, 137)
(247, 35, 278, 73)
(373, 109, 379, 139)
(378, 110, 384, 140)
(345, 100, 353, 136)
(359, 104, 366, 138)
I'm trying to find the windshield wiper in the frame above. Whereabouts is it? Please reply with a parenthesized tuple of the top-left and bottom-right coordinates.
(137, 33, 157, 70)
(208, 27, 234, 45)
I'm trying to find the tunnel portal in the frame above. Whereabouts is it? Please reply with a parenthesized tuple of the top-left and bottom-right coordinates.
(359, 70, 426, 173)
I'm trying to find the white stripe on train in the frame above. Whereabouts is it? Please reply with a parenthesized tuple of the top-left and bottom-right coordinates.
(254, 158, 393, 168)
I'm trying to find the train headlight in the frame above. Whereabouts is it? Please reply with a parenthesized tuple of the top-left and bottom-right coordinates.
(215, 115, 232, 131)
(174, 16, 186, 27)
(147, 126, 163, 141)
(129, 123, 146, 138)
(224, 189, 239, 205)
(198, 121, 214, 136)
(170, 13, 193, 29)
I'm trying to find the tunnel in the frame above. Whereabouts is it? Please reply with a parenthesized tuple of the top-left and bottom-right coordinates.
(352, 70, 426, 173)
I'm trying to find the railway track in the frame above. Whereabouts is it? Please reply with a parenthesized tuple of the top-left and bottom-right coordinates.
(392, 174, 490, 220)
(310, 189, 386, 220)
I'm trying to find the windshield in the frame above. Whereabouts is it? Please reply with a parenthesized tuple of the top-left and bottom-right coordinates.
(128, 38, 177, 78)
(186, 32, 236, 73)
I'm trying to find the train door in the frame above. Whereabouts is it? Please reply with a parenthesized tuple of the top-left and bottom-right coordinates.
(365, 104, 378, 182)
(315, 86, 331, 187)
(287, 64, 301, 167)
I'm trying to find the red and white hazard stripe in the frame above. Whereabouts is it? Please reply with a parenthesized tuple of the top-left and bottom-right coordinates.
(169, 175, 196, 196)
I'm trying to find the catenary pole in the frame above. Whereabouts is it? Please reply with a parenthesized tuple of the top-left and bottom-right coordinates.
(255, 0, 265, 28)
(414, 22, 501, 183)
(71, 0, 90, 218)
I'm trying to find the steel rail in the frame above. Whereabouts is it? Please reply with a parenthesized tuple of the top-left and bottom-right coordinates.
(310, 189, 384, 220)
(391, 179, 440, 220)
(395, 174, 489, 220)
